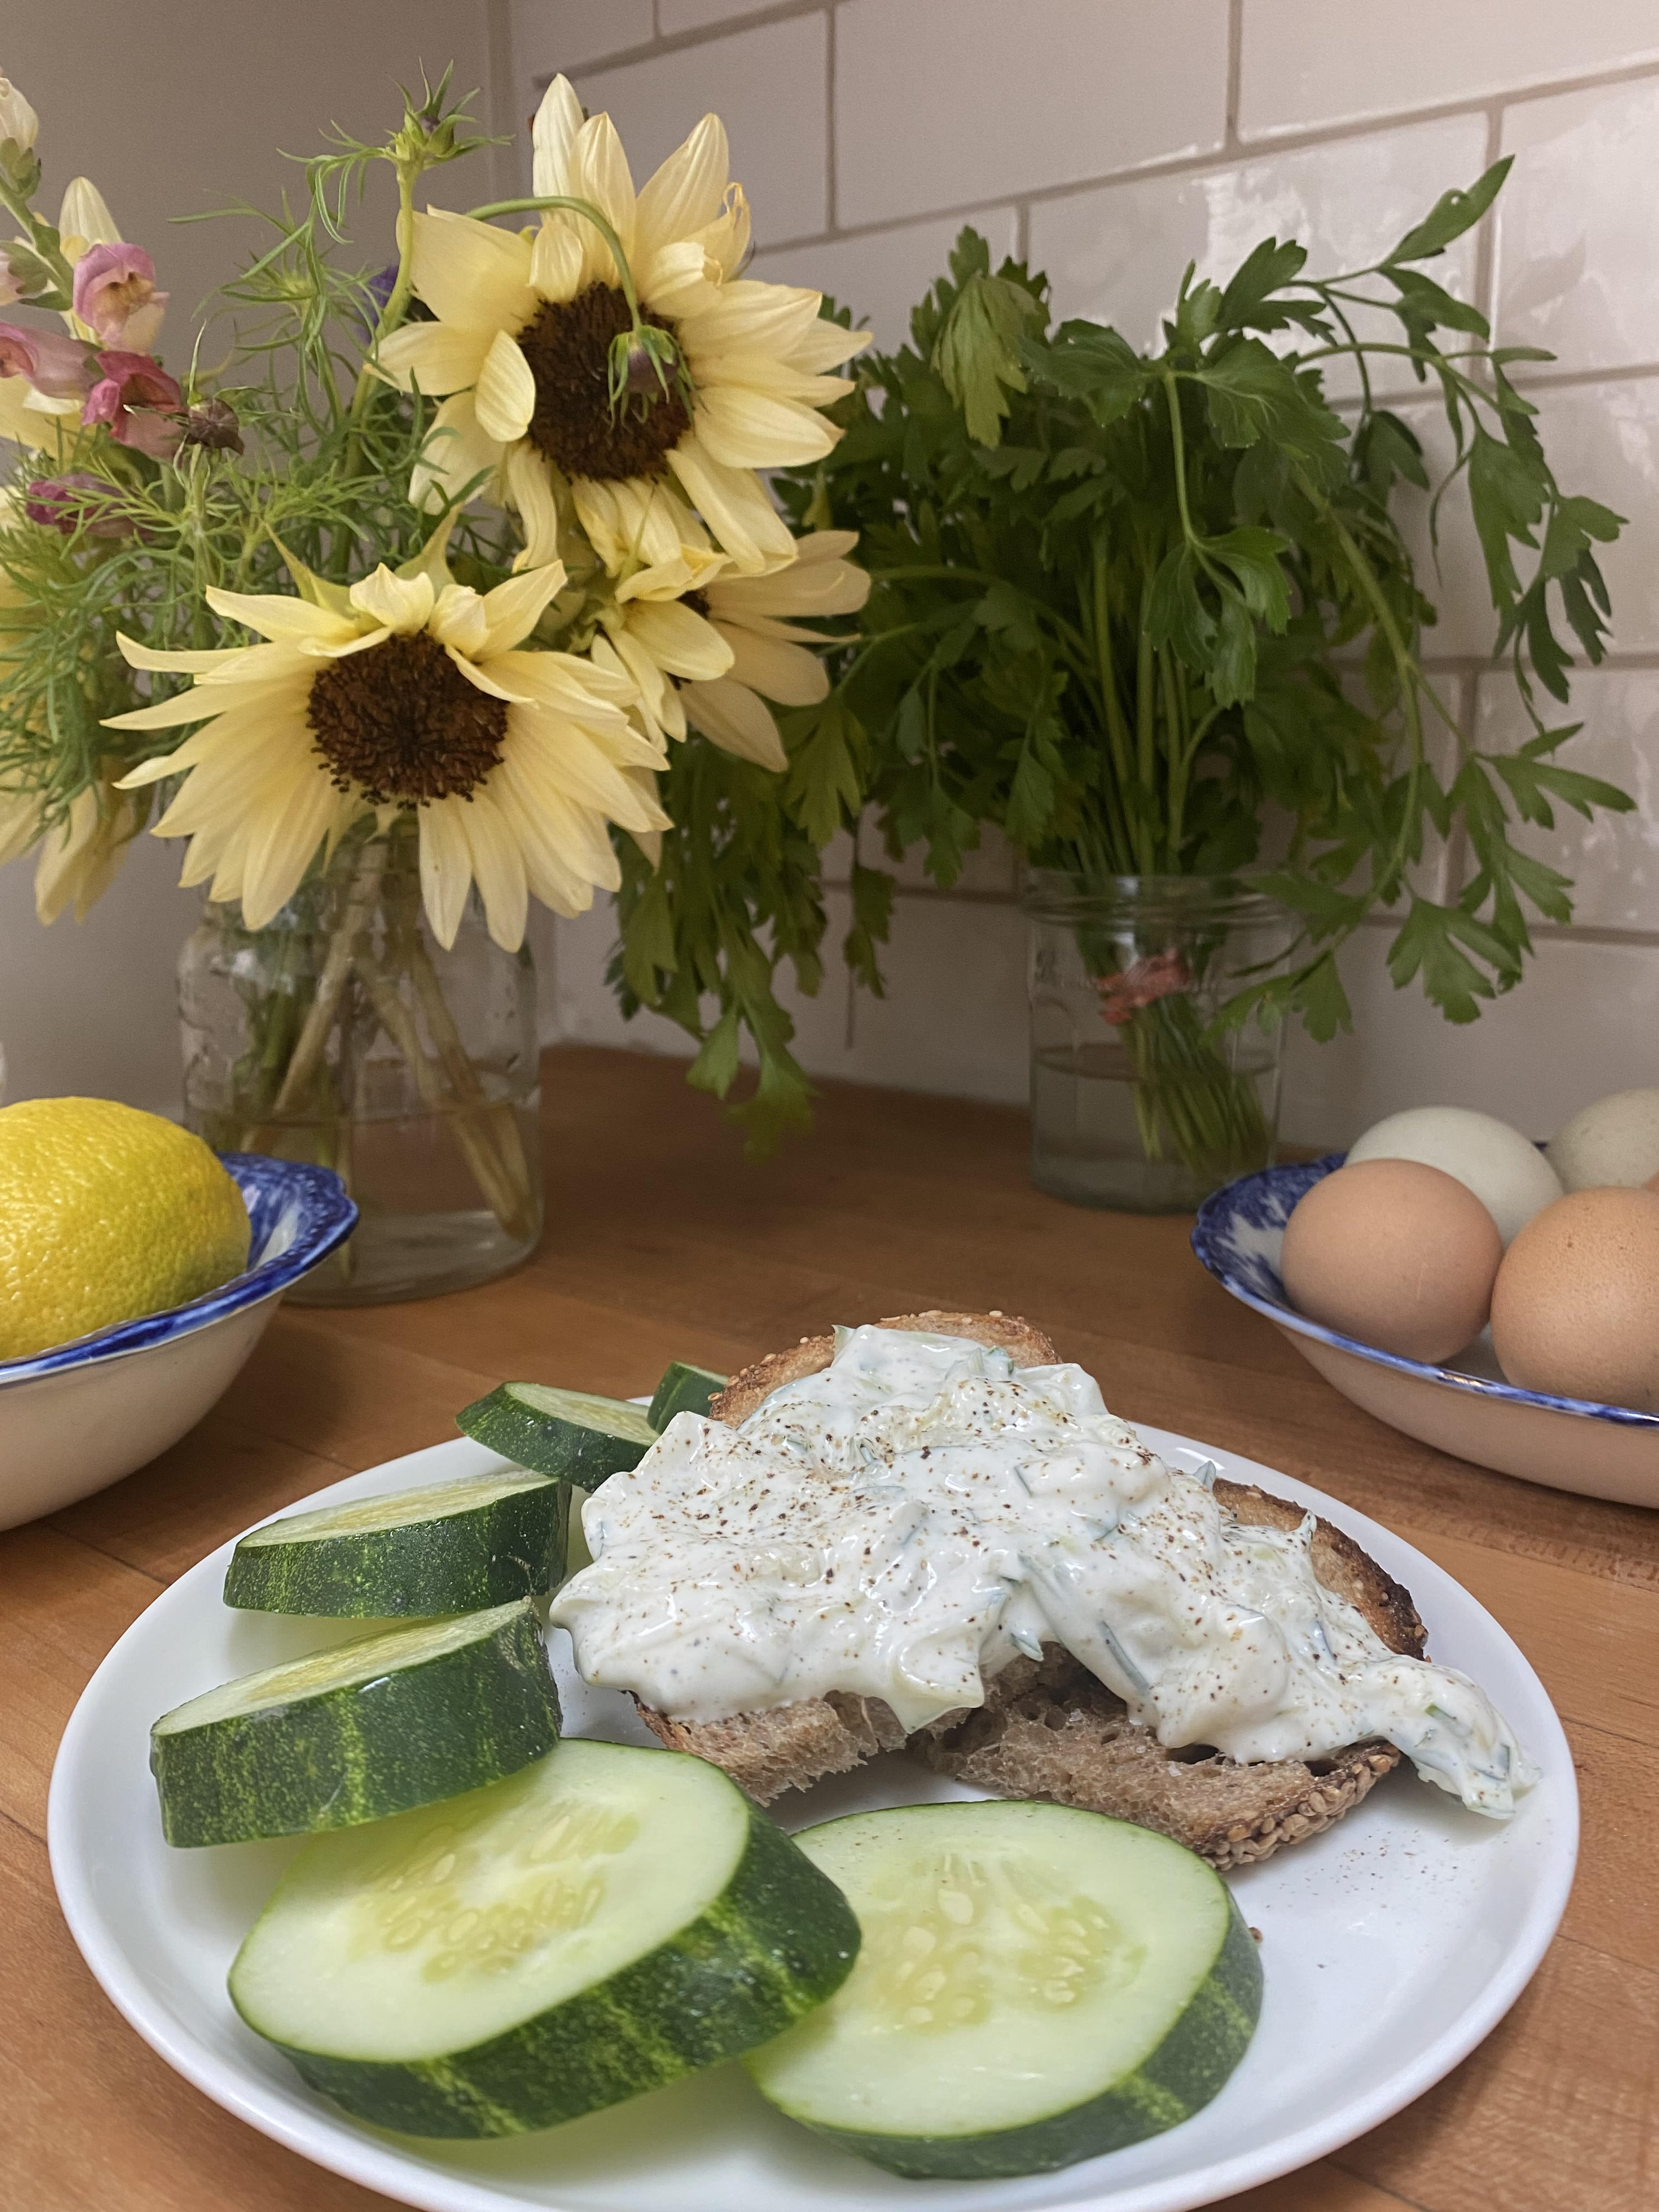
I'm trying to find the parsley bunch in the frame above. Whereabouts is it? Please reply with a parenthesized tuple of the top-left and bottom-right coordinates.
(791, 161, 1632, 1043)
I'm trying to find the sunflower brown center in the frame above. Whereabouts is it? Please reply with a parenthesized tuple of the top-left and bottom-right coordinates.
(306, 631, 507, 805)
(517, 283, 692, 482)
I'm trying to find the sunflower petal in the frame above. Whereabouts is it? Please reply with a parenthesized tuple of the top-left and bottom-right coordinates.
(410, 208, 537, 333)
(104, 680, 271, 732)
(476, 561, 569, 657)
(349, 567, 435, 634)
(722, 626, 830, 706)
(637, 113, 729, 258)
(444, 647, 534, 704)
(472, 329, 537, 445)
(239, 760, 341, 929)
(531, 75, 584, 200)
(504, 442, 563, 571)
(419, 798, 473, 949)
(529, 213, 583, 303)
(682, 676, 788, 770)
(572, 115, 636, 284)
(412, 391, 504, 513)
(637, 238, 720, 321)
(695, 385, 843, 470)
(204, 590, 363, 646)
(429, 584, 490, 657)
(455, 784, 529, 950)
(667, 439, 796, 573)
(375, 319, 493, 398)
(625, 598, 733, 682)
(116, 634, 242, 675)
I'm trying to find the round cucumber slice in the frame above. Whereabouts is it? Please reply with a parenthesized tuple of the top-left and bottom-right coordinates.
(646, 1360, 727, 1430)
(222, 1470, 566, 1617)
(744, 1800, 1261, 2179)
(229, 1739, 861, 2137)
(456, 1383, 659, 1490)
(151, 1601, 560, 1847)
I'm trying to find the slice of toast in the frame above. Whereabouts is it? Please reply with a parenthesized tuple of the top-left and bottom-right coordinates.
(706, 1310, 1058, 1426)
(634, 1318, 1429, 1864)
(639, 1312, 1054, 1796)
(915, 1477, 1426, 1869)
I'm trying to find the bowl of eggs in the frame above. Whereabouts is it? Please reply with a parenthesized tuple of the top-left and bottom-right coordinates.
(1191, 1091, 1659, 1508)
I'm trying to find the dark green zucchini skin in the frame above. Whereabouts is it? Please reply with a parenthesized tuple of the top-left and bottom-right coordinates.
(151, 1606, 562, 1848)
(646, 1361, 727, 1430)
(796, 1894, 1262, 2180)
(255, 1804, 861, 2137)
(455, 1385, 656, 1491)
(222, 1479, 566, 1617)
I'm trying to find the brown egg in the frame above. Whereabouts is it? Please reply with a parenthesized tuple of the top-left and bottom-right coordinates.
(1280, 1158, 1503, 1363)
(1491, 1186, 1659, 1412)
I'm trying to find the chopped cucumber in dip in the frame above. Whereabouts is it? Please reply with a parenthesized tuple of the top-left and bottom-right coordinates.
(229, 1739, 861, 2137)
(456, 1383, 659, 1491)
(745, 1801, 1261, 2179)
(150, 1601, 560, 1847)
(646, 1359, 727, 1430)
(222, 1470, 565, 1617)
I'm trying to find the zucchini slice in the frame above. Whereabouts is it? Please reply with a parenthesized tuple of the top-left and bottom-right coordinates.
(151, 1601, 560, 1847)
(744, 1801, 1261, 2179)
(646, 1359, 727, 1430)
(229, 1739, 861, 2137)
(456, 1382, 659, 1490)
(222, 1470, 565, 1617)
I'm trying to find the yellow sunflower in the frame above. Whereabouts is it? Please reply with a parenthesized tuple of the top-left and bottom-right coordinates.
(607, 530, 870, 771)
(375, 75, 867, 577)
(0, 768, 144, 922)
(105, 543, 669, 949)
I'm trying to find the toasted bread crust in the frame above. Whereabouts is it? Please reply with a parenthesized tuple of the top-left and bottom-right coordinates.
(915, 1647, 1401, 1869)
(707, 1310, 1058, 1426)
(641, 1316, 1425, 1861)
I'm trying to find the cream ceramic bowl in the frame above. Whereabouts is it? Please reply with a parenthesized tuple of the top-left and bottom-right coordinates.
(0, 1153, 356, 1530)
(1193, 1155, 1659, 1509)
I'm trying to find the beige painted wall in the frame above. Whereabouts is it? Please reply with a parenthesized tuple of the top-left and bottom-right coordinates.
(0, 0, 504, 1108)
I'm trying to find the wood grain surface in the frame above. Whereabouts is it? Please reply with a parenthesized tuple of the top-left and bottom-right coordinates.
(4, 1045, 1654, 2212)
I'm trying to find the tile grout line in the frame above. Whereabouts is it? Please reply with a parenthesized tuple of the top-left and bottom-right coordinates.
(823, 2, 837, 232)
(539, 0, 842, 80)
(537, 50, 1659, 245)
(1224, 0, 1245, 150)
(1473, 104, 1504, 329)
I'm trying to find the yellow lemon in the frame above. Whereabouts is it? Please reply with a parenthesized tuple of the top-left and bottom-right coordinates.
(0, 1097, 251, 1360)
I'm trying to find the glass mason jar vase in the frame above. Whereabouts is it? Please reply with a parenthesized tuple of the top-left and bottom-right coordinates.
(178, 826, 543, 1303)
(1024, 872, 1297, 1213)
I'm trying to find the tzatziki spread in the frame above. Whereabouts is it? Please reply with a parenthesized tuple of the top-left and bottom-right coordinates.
(550, 1326, 1537, 1816)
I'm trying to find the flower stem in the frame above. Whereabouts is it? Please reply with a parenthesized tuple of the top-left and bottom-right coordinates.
(269, 839, 387, 1116)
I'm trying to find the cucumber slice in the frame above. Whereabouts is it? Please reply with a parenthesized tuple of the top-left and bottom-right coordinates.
(222, 1470, 565, 1617)
(744, 1801, 1261, 2179)
(456, 1383, 659, 1490)
(229, 1739, 861, 2137)
(646, 1359, 727, 1430)
(151, 1601, 560, 1847)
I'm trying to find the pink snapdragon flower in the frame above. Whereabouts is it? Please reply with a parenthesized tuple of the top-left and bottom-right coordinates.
(72, 242, 167, 351)
(24, 472, 129, 538)
(82, 349, 182, 458)
(0, 319, 94, 400)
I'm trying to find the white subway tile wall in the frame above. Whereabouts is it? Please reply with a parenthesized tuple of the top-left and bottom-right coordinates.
(514, 1, 1659, 1147)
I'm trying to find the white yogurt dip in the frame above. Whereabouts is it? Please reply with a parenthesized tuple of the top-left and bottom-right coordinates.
(550, 1326, 1536, 1816)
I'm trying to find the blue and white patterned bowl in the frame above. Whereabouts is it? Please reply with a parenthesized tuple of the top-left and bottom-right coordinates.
(0, 1153, 356, 1530)
(1193, 1156, 1659, 1509)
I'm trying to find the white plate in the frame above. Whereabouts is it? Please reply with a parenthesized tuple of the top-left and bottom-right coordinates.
(49, 1428, 1577, 2212)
